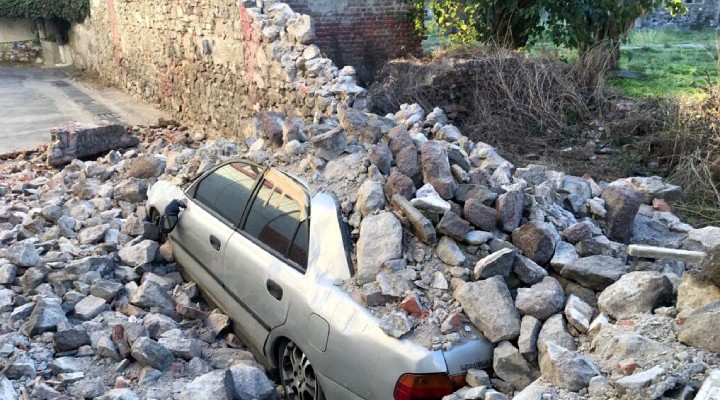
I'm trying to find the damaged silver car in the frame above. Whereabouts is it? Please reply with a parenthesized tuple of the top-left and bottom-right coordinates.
(146, 158, 493, 400)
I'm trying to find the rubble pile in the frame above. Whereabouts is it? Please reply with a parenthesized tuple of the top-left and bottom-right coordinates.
(1, 102, 720, 399)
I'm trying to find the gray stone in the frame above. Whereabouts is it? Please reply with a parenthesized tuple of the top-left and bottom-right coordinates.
(512, 221, 557, 265)
(188, 357, 213, 376)
(700, 244, 720, 287)
(591, 324, 667, 368)
(379, 312, 412, 338)
(114, 178, 148, 203)
(0, 289, 13, 313)
(588, 376, 614, 398)
(78, 224, 109, 244)
(0, 376, 15, 399)
(696, 369, 720, 400)
(496, 188, 525, 232)
(228, 363, 276, 400)
(561, 221, 594, 245)
(560, 255, 628, 291)
(312, 127, 346, 160)
(8, 241, 41, 267)
(615, 366, 665, 390)
(95, 388, 141, 400)
(90, 279, 124, 301)
(392, 195, 436, 245)
(54, 327, 90, 351)
(70, 377, 106, 399)
(10, 302, 33, 321)
(493, 341, 537, 391)
(97, 335, 120, 360)
(47, 123, 138, 166)
(515, 277, 566, 321)
(0, 264, 16, 285)
(130, 337, 174, 371)
(464, 231, 494, 245)
(437, 211, 472, 242)
(473, 248, 515, 280)
(537, 314, 575, 358)
(143, 313, 179, 339)
(158, 335, 202, 361)
(356, 180, 386, 217)
(453, 277, 520, 343)
(602, 186, 643, 244)
(420, 140, 457, 199)
(436, 236, 465, 266)
(50, 357, 80, 374)
(466, 369, 491, 388)
(385, 171, 416, 201)
(597, 271, 673, 319)
(518, 315, 542, 364)
(512, 254, 548, 285)
(550, 241, 579, 273)
(178, 370, 234, 400)
(388, 126, 421, 182)
(74, 295, 107, 320)
(369, 143, 392, 175)
(118, 239, 159, 267)
(23, 297, 67, 336)
(130, 280, 175, 311)
(564, 294, 593, 333)
(20, 266, 49, 291)
(287, 14, 315, 44)
(356, 212, 403, 285)
(540, 342, 599, 391)
(4, 352, 36, 379)
(678, 301, 720, 353)
(411, 192, 451, 214)
(463, 198, 497, 231)
(559, 176, 593, 213)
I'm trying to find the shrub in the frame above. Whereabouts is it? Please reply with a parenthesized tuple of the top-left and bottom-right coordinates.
(0, 0, 90, 23)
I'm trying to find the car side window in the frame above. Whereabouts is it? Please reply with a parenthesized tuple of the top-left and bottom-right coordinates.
(194, 162, 261, 226)
(243, 172, 309, 270)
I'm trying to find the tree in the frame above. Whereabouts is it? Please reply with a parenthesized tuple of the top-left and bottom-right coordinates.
(404, 0, 686, 65)
(405, 0, 547, 48)
(544, 0, 685, 68)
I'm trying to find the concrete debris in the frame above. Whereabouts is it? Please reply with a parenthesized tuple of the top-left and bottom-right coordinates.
(47, 123, 139, 166)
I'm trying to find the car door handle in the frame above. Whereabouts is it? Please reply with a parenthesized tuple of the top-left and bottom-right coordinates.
(209, 235, 221, 251)
(266, 279, 283, 301)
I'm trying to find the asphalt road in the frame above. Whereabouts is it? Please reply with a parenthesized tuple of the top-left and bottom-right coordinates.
(0, 65, 167, 154)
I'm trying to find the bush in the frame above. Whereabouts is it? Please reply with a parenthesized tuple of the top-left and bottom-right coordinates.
(0, 0, 89, 23)
(369, 45, 614, 154)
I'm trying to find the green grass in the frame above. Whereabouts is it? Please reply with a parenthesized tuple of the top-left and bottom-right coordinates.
(614, 29, 718, 99)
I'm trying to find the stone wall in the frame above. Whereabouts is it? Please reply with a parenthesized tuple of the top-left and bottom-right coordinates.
(0, 17, 42, 63)
(284, 0, 422, 83)
(640, 1, 720, 28)
(69, 0, 369, 139)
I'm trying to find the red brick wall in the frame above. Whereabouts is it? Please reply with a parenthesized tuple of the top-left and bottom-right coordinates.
(284, 0, 422, 84)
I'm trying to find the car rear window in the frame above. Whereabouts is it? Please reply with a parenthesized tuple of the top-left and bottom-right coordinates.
(194, 162, 261, 226)
(243, 171, 309, 270)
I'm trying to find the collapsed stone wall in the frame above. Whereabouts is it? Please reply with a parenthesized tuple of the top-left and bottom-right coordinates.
(68, 0, 381, 139)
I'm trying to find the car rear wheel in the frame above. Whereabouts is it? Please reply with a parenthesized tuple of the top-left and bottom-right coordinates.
(279, 341, 325, 400)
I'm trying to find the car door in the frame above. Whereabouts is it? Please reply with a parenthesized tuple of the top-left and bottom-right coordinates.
(171, 161, 262, 310)
(222, 168, 310, 349)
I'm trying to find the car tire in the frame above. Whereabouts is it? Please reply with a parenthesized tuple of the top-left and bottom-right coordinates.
(278, 340, 325, 400)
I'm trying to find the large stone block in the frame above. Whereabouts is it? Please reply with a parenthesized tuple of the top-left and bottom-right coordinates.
(47, 123, 138, 166)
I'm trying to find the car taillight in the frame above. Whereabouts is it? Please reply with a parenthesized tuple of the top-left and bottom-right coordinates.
(393, 373, 466, 400)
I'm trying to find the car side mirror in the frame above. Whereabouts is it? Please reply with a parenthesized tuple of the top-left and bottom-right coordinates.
(160, 214, 179, 235)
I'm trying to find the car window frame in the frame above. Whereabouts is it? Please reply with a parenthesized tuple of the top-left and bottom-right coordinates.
(186, 160, 265, 230)
(237, 168, 311, 274)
